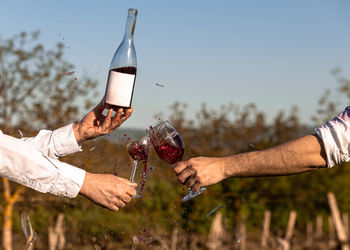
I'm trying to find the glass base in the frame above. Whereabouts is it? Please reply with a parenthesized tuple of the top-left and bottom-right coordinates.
(131, 194, 141, 199)
(131, 187, 142, 199)
(181, 187, 206, 202)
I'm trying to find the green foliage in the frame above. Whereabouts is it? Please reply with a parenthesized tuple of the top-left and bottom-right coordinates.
(312, 67, 350, 124)
(0, 31, 98, 133)
(5, 100, 350, 248)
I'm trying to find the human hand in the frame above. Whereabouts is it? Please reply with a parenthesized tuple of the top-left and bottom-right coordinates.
(79, 172, 137, 211)
(73, 99, 133, 142)
(174, 157, 227, 192)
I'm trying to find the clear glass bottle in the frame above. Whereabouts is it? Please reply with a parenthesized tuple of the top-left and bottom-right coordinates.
(104, 8, 138, 109)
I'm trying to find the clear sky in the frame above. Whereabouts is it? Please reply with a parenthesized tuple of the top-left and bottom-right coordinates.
(1, 0, 350, 129)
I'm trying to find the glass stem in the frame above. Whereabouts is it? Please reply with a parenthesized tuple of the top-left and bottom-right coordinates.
(130, 160, 138, 182)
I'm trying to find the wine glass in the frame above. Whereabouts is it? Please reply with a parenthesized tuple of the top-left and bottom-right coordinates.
(127, 135, 150, 198)
(149, 120, 206, 202)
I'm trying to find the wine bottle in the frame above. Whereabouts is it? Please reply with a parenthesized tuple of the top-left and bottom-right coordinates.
(104, 8, 138, 109)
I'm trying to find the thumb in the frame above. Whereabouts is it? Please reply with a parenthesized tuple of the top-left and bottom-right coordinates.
(129, 182, 138, 187)
(119, 177, 138, 187)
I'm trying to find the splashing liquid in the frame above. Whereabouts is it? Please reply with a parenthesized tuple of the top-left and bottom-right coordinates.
(114, 159, 118, 176)
(127, 140, 149, 193)
(140, 160, 148, 192)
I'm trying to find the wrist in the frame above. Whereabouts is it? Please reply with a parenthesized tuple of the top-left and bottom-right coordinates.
(79, 172, 91, 196)
(72, 123, 83, 143)
(222, 156, 235, 179)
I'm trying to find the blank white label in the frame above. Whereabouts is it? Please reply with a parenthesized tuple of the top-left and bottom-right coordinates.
(105, 71, 135, 107)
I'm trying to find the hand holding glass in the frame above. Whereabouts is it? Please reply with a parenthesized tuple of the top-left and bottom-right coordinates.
(149, 120, 205, 201)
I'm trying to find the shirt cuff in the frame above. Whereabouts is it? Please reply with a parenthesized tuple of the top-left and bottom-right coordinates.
(43, 156, 86, 198)
(52, 124, 82, 157)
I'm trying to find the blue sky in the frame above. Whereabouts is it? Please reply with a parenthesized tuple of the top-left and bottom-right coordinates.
(1, 0, 350, 129)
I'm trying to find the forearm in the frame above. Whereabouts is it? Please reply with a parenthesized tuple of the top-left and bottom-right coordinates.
(0, 132, 85, 198)
(224, 135, 327, 178)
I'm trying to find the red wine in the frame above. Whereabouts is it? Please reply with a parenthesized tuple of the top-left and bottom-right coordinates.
(104, 66, 137, 110)
(153, 134, 184, 165)
(127, 140, 148, 161)
(128, 140, 149, 193)
(140, 160, 148, 192)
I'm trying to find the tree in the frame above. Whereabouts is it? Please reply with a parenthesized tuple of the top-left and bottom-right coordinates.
(312, 68, 350, 124)
(0, 31, 97, 132)
(0, 31, 98, 250)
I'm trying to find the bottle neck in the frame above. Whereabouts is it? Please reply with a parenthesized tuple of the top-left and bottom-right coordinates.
(123, 14, 137, 41)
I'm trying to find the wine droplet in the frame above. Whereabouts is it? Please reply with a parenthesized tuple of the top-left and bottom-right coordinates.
(61, 71, 75, 76)
(155, 83, 165, 87)
(114, 159, 118, 176)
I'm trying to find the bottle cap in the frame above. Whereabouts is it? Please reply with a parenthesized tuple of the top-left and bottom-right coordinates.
(128, 8, 138, 16)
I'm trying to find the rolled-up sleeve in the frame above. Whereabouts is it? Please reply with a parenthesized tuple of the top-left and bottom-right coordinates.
(0, 129, 85, 198)
(315, 106, 350, 168)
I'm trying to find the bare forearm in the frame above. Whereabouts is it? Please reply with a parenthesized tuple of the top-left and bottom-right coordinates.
(224, 135, 327, 178)
(175, 134, 328, 191)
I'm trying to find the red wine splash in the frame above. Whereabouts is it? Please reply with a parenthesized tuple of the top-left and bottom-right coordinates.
(127, 141, 148, 161)
(114, 159, 118, 176)
(127, 141, 149, 192)
(149, 126, 184, 165)
(153, 140, 184, 165)
(140, 160, 148, 192)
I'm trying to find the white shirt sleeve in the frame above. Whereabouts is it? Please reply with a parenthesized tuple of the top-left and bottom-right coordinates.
(315, 106, 350, 168)
(20, 124, 82, 158)
(0, 125, 86, 198)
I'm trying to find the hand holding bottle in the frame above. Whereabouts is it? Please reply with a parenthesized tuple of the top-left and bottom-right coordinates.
(73, 99, 133, 142)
